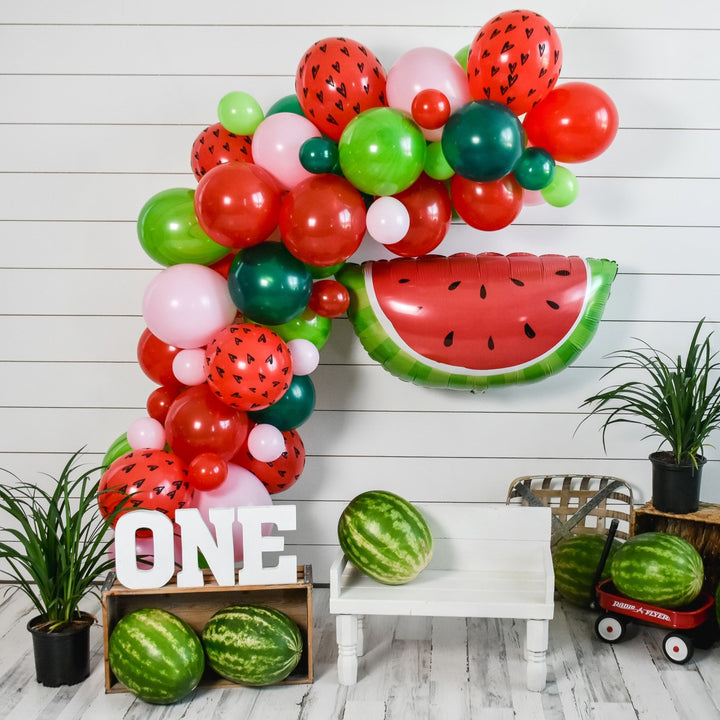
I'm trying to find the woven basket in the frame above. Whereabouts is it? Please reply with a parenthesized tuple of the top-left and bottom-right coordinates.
(506, 474, 634, 548)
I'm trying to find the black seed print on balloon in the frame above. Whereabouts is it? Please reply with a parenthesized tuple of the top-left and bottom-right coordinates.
(524, 324, 536, 339)
(480, 285, 487, 299)
(511, 278, 524, 287)
(448, 281, 461, 290)
(488, 336, 495, 350)
(444, 331, 454, 347)
(546, 300, 560, 310)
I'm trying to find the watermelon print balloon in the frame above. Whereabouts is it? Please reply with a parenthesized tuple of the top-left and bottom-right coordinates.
(295, 37, 388, 141)
(98, 449, 193, 528)
(191, 123, 253, 181)
(233, 428, 306, 494)
(337, 253, 617, 390)
(467, 10, 563, 117)
(205, 323, 293, 411)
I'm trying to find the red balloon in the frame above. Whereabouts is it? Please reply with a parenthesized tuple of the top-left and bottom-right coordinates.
(411, 89, 451, 130)
(308, 279, 350, 318)
(279, 174, 367, 267)
(209, 251, 239, 279)
(385, 174, 452, 257)
(146, 384, 183, 425)
(137, 328, 182, 387)
(187, 452, 228, 491)
(194, 161, 283, 249)
(205, 323, 293, 411)
(232, 428, 306, 494)
(451, 174, 524, 231)
(165, 384, 250, 462)
(191, 122, 253, 181)
(295, 37, 388, 141)
(467, 10, 563, 117)
(98, 449, 192, 528)
(523, 82, 619, 163)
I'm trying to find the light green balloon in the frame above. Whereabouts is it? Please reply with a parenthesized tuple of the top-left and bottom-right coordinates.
(218, 91, 264, 135)
(454, 44, 470, 72)
(137, 188, 231, 266)
(338, 107, 427, 196)
(541, 166, 579, 207)
(265, 309, 332, 350)
(424, 142, 455, 181)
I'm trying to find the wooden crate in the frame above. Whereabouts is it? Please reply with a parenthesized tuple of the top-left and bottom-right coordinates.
(101, 565, 313, 693)
(632, 502, 720, 591)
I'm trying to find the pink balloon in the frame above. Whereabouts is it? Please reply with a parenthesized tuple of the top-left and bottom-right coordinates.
(386, 47, 471, 141)
(287, 338, 320, 376)
(248, 424, 285, 462)
(366, 196, 411, 245)
(172, 348, 208, 386)
(127, 416, 166, 450)
(142, 264, 236, 348)
(190, 463, 272, 562)
(251, 112, 321, 190)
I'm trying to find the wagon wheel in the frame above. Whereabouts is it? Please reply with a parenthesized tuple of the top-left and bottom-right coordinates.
(662, 632, 694, 664)
(594, 614, 627, 643)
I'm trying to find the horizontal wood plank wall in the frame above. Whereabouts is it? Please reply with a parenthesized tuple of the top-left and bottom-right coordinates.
(1, 1, 719, 580)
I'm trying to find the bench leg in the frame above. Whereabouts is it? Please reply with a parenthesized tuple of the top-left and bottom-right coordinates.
(336, 614, 359, 685)
(525, 619, 548, 692)
(356, 614, 366, 656)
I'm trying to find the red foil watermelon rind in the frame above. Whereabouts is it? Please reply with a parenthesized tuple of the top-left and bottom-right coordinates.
(337, 253, 617, 390)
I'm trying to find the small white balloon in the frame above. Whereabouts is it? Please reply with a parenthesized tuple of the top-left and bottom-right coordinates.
(248, 424, 286, 463)
(365, 196, 411, 245)
(172, 347, 208, 386)
(126, 417, 166, 450)
(287, 338, 320, 375)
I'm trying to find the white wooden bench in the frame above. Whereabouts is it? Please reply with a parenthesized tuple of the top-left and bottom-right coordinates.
(329, 504, 554, 692)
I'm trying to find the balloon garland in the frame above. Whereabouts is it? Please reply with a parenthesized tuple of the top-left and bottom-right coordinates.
(99, 9, 619, 542)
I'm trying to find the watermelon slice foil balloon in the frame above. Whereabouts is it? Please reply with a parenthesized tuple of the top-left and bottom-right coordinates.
(337, 252, 617, 390)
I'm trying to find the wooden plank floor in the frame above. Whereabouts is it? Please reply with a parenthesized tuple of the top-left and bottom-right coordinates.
(1, 586, 719, 720)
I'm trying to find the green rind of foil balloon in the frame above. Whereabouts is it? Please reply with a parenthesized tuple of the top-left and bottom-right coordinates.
(336, 258, 618, 391)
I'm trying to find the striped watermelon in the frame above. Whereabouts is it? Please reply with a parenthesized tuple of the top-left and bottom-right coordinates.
(552, 534, 621, 607)
(108, 608, 204, 704)
(610, 532, 704, 609)
(337, 490, 433, 585)
(202, 605, 303, 686)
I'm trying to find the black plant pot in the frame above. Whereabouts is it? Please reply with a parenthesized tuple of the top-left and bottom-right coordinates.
(27, 614, 93, 686)
(649, 451, 706, 514)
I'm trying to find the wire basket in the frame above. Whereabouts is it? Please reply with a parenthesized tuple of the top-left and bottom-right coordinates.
(506, 474, 634, 548)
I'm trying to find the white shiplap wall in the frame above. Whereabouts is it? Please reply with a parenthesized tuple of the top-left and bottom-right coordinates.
(1, 1, 719, 580)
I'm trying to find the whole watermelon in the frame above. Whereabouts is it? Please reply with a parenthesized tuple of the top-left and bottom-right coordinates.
(202, 605, 303, 686)
(337, 490, 433, 585)
(552, 533, 621, 607)
(108, 608, 204, 704)
(611, 532, 704, 608)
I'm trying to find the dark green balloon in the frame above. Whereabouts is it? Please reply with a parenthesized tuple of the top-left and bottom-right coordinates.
(513, 147, 556, 190)
(441, 100, 524, 182)
(266, 94, 305, 117)
(299, 137, 339, 174)
(137, 188, 231, 266)
(248, 374, 316, 430)
(228, 242, 312, 325)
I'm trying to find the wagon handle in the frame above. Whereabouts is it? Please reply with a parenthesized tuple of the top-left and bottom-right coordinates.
(589, 518, 620, 611)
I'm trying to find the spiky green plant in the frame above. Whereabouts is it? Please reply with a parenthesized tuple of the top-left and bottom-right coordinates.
(0, 450, 119, 631)
(580, 320, 720, 467)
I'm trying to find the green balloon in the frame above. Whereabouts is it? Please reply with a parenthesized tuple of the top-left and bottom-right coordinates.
(299, 136, 339, 174)
(441, 100, 524, 182)
(541, 166, 579, 207)
(454, 44, 470, 72)
(137, 188, 231, 267)
(338, 107, 427, 196)
(513, 147, 555, 190)
(228, 242, 312, 325)
(102, 432, 132, 468)
(266, 94, 305, 117)
(306, 261, 344, 279)
(266, 308, 332, 350)
(424, 142, 455, 181)
(218, 91, 264, 135)
(248, 374, 316, 431)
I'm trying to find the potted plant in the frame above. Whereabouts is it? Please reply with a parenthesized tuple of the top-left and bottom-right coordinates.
(0, 449, 120, 686)
(580, 319, 720, 514)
